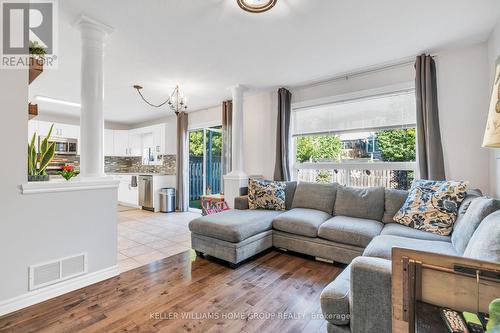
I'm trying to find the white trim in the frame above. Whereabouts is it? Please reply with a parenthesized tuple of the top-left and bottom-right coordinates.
(21, 177, 119, 195)
(291, 82, 415, 111)
(0, 265, 119, 316)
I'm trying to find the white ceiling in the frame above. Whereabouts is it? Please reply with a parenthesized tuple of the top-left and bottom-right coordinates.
(29, 0, 500, 126)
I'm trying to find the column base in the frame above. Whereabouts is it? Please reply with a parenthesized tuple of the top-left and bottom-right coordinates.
(223, 173, 248, 209)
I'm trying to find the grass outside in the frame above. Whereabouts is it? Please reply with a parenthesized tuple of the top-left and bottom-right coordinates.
(189, 199, 201, 210)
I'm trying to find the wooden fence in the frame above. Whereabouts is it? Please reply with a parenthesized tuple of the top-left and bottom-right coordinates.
(189, 156, 222, 201)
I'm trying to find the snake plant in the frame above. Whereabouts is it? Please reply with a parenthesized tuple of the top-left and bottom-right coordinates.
(28, 124, 56, 178)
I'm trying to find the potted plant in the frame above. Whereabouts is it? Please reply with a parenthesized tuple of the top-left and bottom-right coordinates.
(29, 41, 45, 84)
(488, 299, 500, 332)
(58, 165, 77, 181)
(28, 124, 55, 181)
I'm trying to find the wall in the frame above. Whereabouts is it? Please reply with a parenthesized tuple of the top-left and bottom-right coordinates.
(436, 42, 491, 193)
(488, 19, 500, 196)
(187, 106, 221, 130)
(243, 91, 278, 180)
(0, 70, 118, 312)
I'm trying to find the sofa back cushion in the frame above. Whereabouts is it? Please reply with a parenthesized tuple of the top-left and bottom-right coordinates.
(452, 196, 499, 254)
(383, 189, 408, 223)
(291, 182, 338, 214)
(284, 181, 297, 210)
(334, 186, 385, 221)
(463, 210, 500, 263)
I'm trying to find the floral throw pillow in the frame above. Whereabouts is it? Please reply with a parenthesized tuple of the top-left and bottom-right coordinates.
(248, 178, 286, 211)
(393, 179, 468, 236)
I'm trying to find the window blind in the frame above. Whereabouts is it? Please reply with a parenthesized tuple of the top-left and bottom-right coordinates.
(292, 90, 416, 136)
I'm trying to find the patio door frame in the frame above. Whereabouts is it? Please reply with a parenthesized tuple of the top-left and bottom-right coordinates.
(187, 121, 222, 213)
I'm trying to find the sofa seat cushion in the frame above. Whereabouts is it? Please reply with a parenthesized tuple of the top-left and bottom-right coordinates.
(320, 265, 351, 326)
(318, 216, 384, 248)
(189, 209, 282, 243)
(381, 223, 451, 242)
(272, 208, 331, 237)
(363, 235, 458, 260)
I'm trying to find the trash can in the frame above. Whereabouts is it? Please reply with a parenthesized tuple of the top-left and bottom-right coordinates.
(159, 188, 176, 213)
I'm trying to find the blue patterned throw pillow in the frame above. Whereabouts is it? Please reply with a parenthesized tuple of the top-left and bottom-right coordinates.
(248, 178, 286, 211)
(393, 179, 468, 236)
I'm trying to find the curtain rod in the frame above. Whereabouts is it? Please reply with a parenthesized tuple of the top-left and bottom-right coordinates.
(292, 54, 437, 90)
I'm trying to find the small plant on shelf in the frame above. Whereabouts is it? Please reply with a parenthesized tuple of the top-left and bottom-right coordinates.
(28, 124, 55, 181)
(29, 41, 46, 59)
(58, 165, 76, 181)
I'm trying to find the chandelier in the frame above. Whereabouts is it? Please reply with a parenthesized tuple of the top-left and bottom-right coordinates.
(133, 84, 188, 115)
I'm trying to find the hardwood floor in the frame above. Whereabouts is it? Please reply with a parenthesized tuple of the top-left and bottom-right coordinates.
(0, 250, 342, 333)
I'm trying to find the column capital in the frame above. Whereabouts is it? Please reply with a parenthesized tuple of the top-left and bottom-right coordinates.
(230, 85, 246, 96)
(73, 15, 114, 38)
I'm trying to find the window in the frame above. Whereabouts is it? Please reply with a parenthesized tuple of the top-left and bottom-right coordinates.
(292, 89, 417, 190)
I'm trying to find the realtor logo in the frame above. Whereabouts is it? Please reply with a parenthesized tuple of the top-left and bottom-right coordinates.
(1, 0, 58, 68)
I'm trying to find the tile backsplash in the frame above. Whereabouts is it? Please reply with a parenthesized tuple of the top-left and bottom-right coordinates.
(47, 155, 176, 175)
(105, 155, 176, 175)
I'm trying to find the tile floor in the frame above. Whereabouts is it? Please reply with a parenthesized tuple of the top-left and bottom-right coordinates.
(117, 206, 200, 273)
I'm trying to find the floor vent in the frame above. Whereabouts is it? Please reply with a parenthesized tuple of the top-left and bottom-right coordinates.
(29, 253, 88, 290)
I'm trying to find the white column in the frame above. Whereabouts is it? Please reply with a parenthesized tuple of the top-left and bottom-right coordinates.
(74, 16, 113, 178)
(224, 85, 248, 208)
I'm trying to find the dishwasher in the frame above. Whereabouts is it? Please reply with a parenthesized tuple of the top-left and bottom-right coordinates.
(138, 175, 154, 211)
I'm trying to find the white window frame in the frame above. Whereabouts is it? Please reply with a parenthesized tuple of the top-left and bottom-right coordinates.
(290, 82, 418, 183)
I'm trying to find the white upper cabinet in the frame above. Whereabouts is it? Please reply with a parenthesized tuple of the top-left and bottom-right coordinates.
(128, 130, 143, 157)
(112, 130, 130, 157)
(28, 120, 79, 141)
(164, 121, 176, 155)
(104, 129, 114, 156)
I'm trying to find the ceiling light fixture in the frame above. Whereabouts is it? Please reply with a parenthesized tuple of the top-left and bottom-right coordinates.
(237, 0, 277, 13)
(34, 95, 81, 108)
(133, 84, 188, 116)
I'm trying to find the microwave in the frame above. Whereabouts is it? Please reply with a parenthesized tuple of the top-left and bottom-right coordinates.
(39, 136, 78, 155)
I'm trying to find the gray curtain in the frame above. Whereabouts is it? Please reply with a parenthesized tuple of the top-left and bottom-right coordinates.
(415, 54, 446, 181)
(274, 88, 292, 181)
(222, 100, 232, 178)
(176, 111, 189, 211)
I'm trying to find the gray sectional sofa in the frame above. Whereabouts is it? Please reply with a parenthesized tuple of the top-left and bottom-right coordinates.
(188, 181, 500, 333)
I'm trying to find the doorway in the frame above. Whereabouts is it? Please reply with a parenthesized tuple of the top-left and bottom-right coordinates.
(188, 126, 222, 210)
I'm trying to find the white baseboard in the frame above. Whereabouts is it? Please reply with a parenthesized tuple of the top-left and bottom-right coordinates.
(0, 265, 119, 317)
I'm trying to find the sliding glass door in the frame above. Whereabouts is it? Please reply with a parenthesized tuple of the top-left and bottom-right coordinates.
(188, 126, 222, 210)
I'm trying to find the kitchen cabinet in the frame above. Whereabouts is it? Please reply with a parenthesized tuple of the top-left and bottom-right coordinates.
(116, 175, 139, 207)
(128, 130, 142, 156)
(111, 130, 142, 157)
(104, 129, 114, 156)
(113, 130, 130, 156)
(28, 120, 79, 142)
(164, 121, 176, 155)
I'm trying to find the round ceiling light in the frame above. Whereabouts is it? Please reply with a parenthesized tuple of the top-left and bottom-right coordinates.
(237, 0, 277, 13)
